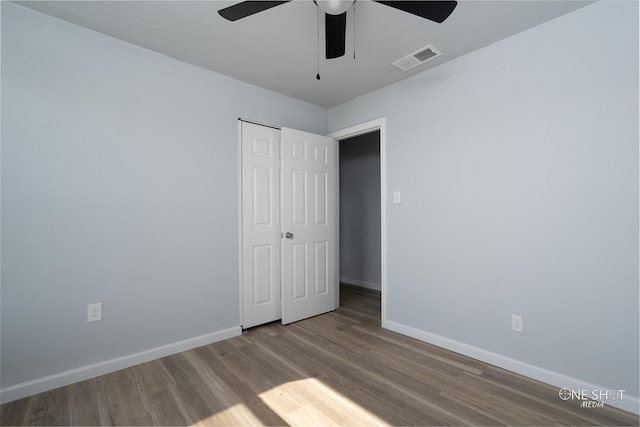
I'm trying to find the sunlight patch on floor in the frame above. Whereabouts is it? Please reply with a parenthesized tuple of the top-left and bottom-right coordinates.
(190, 402, 263, 426)
(258, 377, 390, 427)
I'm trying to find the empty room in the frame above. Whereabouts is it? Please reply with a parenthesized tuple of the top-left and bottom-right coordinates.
(1, 0, 638, 425)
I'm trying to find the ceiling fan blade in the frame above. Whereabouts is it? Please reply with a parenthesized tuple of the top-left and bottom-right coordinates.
(325, 12, 346, 59)
(218, 1, 290, 21)
(374, 1, 457, 23)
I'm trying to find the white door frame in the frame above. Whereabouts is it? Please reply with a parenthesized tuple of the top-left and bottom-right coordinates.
(237, 120, 244, 327)
(328, 117, 387, 327)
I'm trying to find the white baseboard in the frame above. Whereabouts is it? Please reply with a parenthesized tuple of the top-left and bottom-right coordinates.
(0, 326, 242, 404)
(385, 321, 639, 415)
(340, 276, 381, 291)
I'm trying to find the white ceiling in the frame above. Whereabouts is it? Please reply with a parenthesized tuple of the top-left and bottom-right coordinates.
(15, 0, 592, 108)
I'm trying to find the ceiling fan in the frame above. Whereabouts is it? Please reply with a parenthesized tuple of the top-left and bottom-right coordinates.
(218, 1, 457, 60)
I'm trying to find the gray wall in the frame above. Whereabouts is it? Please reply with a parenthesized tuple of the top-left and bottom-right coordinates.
(329, 1, 639, 398)
(1, 2, 326, 389)
(339, 132, 381, 290)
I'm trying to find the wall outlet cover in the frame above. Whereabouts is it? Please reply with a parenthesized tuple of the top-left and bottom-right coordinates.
(88, 303, 102, 322)
(511, 314, 523, 333)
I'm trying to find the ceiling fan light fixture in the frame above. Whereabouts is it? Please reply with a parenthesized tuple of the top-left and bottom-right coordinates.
(316, 0, 354, 15)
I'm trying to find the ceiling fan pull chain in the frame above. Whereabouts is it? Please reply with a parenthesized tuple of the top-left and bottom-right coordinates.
(353, 2, 356, 60)
(316, 4, 321, 80)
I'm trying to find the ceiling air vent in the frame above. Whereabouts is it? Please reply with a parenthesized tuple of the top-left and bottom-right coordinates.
(393, 45, 441, 71)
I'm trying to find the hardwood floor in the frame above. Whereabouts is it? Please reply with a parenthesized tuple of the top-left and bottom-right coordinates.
(2, 284, 638, 426)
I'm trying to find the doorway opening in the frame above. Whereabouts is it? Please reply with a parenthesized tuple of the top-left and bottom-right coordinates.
(330, 117, 387, 326)
(338, 130, 382, 322)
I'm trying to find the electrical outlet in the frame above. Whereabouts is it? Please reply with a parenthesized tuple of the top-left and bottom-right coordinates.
(87, 303, 102, 322)
(511, 314, 523, 333)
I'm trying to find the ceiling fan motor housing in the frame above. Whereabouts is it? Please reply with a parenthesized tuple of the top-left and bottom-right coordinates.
(316, 0, 355, 15)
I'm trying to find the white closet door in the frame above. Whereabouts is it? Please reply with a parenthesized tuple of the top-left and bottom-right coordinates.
(240, 122, 281, 328)
(281, 127, 338, 324)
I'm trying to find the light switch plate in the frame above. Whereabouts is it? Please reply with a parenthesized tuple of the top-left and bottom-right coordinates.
(392, 191, 401, 204)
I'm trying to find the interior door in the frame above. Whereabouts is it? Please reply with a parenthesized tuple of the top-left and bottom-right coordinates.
(240, 122, 281, 328)
(281, 127, 338, 324)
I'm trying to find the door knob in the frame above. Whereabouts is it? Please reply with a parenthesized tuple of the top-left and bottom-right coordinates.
(285, 232, 294, 239)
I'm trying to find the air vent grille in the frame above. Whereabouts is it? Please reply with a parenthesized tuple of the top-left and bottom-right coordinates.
(393, 45, 441, 71)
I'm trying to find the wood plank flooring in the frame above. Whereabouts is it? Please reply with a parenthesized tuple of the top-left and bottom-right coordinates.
(2, 284, 638, 426)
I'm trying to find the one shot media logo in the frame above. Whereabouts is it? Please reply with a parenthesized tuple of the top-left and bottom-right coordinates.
(558, 388, 625, 408)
